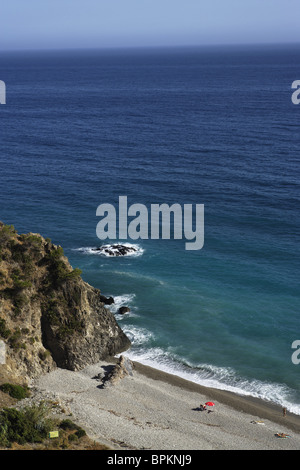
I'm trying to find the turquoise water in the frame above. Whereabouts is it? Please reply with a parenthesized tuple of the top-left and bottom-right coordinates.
(0, 44, 299, 413)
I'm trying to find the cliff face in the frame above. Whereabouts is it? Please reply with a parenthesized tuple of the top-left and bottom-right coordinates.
(0, 223, 131, 383)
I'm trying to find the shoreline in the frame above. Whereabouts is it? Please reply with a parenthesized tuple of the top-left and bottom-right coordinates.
(27, 356, 300, 450)
(132, 361, 300, 435)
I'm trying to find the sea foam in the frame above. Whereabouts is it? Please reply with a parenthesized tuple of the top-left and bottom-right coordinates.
(121, 332, 300, 415)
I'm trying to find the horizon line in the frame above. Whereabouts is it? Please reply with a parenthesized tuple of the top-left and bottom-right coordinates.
(1, 40, 300, 54)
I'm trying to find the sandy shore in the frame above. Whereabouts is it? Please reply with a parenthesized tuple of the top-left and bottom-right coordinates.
(25, 357, 300, 451)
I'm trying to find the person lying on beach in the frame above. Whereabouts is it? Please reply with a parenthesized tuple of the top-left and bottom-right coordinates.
(275, 433, 290, 438)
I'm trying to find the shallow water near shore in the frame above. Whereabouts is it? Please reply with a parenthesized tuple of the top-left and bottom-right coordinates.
(1, 44, 299, 414)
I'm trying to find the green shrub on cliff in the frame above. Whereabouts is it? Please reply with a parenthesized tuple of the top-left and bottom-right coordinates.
(11, 274, 32, 290)
(0, 318, 11, 339)
(21, 234, 43, 246)
(0, 383, 30, 400)
(63, 268, 82, 281)
(42, 298, 84, 338)
(0, 224, 16, 242)
(8, 328, 26, 350)
(47, 246, 64, 259)
(0, 403, 89, 448)
(0, 402, 55, 447)
(59, 419, 86, 438)
(44, 246, 82, 286)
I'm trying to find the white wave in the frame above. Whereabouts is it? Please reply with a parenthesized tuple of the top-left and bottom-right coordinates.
(108, 294, 138, 318)
(121, 324, 156, 347)
(74, 246, 98, 254)
(75, 242, 144, 257)
(188, 363, 295, 408)
(123, 345, 300, 415)
(113, 293, 136, 308)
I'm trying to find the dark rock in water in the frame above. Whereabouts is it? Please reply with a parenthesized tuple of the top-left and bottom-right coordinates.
(118, 306, 130, 315)
(100, 294, 115, 305)
(94, 244, 138, 257)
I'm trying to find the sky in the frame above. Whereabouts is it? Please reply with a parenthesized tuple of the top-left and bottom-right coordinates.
(1, 0, 300, 51)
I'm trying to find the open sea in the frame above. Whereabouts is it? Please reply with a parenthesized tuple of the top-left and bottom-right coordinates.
(1, 44, 299, 414)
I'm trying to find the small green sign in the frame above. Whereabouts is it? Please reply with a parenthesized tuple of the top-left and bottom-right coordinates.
(49, 431, 59, 439)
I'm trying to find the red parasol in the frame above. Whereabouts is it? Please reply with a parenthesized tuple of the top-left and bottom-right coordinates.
(205, 402, 215, 407)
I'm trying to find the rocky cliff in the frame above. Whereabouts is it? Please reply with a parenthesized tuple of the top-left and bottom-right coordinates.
(0, 222, 131, 384)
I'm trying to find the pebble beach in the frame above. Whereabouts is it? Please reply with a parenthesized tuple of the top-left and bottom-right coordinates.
(24, 358, 300, 451)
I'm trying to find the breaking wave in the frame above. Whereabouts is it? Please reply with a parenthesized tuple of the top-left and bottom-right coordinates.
(108, 294, 138, 318)
(120, 324, 300, 415)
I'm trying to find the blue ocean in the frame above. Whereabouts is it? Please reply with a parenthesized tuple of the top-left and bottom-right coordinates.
(1, 44, 299, 414)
